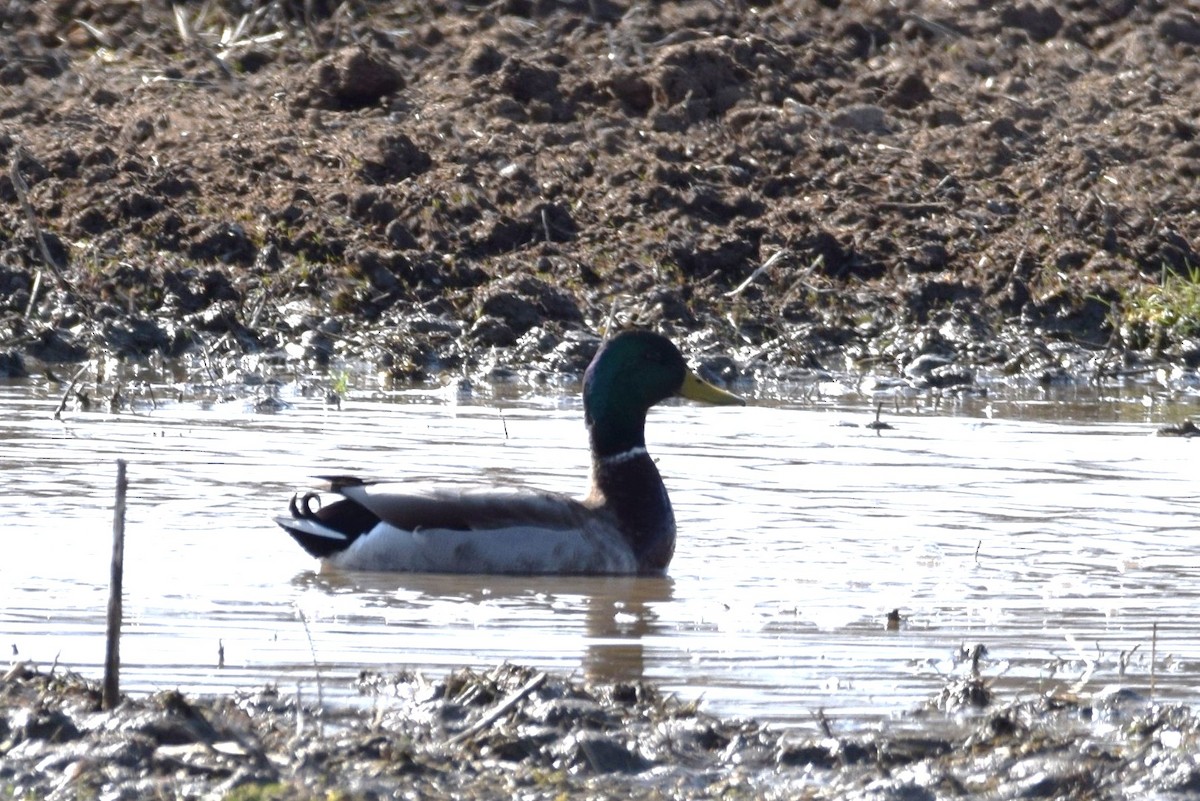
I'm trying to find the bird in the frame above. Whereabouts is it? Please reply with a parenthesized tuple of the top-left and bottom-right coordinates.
(275, 330, 745, 575)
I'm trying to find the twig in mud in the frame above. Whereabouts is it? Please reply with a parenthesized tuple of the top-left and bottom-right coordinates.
(737, 333, 783, 365)
(300, 0, 320, 49)
(193, 330, 226, 385)
(52, 364, 90, 421)
(725, 250, 787, 298)
(448, 670, 547, 745)
(1151, 622, 1157, 702)
(103, 459, 127, 710)
(1117, 643, 1140, 677)
(245, 288, 269, 330)
(10, 147, 73, 291)
(74, 17, 116, 48)
(541, 206, 553, 243)
(778, 253, 827, 307)
(814, 708, 835, 738)
(202, 47, 236, 80)
(296, 607, 325, 736)
(22, 269, 42, 320)
(295, 682, 305, 738)
(969, 644, 986, 677)
(171, 3, 235, 80)
(866, 402, 894, 434)
(173, 4, 192, 45)
(905, 14, 963, 39)
(1062, 630, 1095, 693)
(885, 608, 902, 631)
(602, 300, 618, 340)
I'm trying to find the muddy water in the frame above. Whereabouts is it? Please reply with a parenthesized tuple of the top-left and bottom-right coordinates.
(1, 374, 1197, 732)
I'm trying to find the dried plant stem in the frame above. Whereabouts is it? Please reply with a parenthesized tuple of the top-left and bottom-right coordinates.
(296, 607, 325, 736)
(52, 364, 90, 421)
(448, 671, 547, 745)
(725, 249, 787, 298)
(103, 459, 128, 710)
(9, 147, 72, 291)
(1150, 622, 1157, 701)
(23, 269, 42, 320)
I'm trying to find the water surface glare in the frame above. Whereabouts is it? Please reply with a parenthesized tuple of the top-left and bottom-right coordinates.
(2, 380, 1197, 732)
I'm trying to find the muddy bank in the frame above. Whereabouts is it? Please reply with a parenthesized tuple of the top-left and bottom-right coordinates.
(1, 660, 1196, 800)
(2, 2, 1200, 393)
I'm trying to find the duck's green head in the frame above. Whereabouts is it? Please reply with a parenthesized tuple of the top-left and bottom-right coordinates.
(583, 330, 744, 456)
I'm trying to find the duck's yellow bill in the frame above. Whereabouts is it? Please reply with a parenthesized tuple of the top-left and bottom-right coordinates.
(680, 370, 746, 406)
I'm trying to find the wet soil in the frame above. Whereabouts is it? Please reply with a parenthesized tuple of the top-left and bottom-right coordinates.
(4, 660, 1198, 800)
(2, 1, 1200, 390)
(3, 3, 1200, 797)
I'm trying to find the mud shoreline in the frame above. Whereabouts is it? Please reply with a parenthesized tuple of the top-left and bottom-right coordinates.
(3, 2, 1200, 394)
(3, 660, 1195, 800)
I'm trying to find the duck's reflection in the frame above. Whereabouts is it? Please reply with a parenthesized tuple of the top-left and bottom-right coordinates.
(292, 570, 674, 684)
(576, 576, 672, 683)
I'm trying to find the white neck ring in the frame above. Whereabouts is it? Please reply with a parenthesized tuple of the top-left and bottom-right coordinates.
(598, 446, 649, 466)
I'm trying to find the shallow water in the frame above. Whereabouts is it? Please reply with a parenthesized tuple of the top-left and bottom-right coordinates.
(2, 370, 1198, 733)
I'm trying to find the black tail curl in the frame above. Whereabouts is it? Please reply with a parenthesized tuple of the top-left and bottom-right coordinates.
(278, 486, 382, 560)
(289, 491, 324, 520)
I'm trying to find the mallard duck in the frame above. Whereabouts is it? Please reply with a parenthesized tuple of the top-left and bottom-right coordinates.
(276, 330, 744, 575)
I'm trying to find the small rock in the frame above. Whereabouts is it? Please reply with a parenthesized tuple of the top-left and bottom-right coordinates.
(464, 42, 504, 75)
(829, 104, 890, 134)
(102, 317, 170, 357)
(0, 61, 27, 86)
(10, 708, 81, 744)
(885, 72, 933, 110)
(498, 59, 561, 106)
(1159, 13, 1200, 47)
(23, 328, 88, 364)
(470, 315, 517, 347)
(903, 353, 953, 380)
(91, 87, 121, 107)
(359, 133, 432, 185)
(559, 731, 651, 774)
(1156, 420, 1199, 437)
(233, 48, 274, 73)
(479, 292, 541, 335)
(385, 220, 419, 249)
(999, 3, 1063, 42)
(187, 222, 255, 265)
(0, 350, 27, 377)
(652, 37, 749, 122)
(353, 248, 404, 294)
(697, 355, 739, 385)
(606, 69, 653, 114)
(301, 45, 404, 110)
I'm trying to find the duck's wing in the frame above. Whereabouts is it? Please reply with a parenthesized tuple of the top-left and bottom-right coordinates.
(277, 479, 635, 575)
(339, 481, 594, 532)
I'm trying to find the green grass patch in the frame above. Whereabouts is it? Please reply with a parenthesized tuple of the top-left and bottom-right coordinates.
(221, 782, 292, 801)
(1118, 264, 1200, 348)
